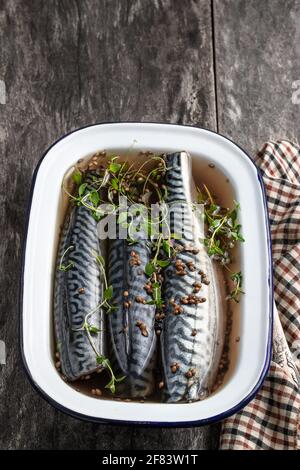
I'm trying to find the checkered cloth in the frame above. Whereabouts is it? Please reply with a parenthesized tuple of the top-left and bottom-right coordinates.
(220, 140, 300, 450)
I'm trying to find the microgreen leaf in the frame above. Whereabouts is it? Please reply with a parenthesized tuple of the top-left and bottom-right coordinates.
(89, 190, 100, 206)
(148, 281, 162, 307)
(156, 259, 171, 268)
(145, 262, 155, 277)
(79, 183, 88, 197)
(96, 355, 106, 365)
(111, 178, 119, 190)
(104, 285, 113, 301)
(162, 239, 171, 256)
(72, 169, 82, 185)
(109, 162, 121, 174)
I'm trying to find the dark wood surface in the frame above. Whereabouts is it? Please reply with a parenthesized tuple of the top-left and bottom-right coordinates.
(214, 0, 300, 153)
(0, 0, 299, 450)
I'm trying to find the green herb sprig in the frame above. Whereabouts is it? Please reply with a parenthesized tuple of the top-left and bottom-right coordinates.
(58, 245, 74, 272)
(96, 356, 125, 394)
(73, 299, 124, 393)
(227, 271, 244, 303)
(93, 253, 117, 314)
(198, 184, 245, 302)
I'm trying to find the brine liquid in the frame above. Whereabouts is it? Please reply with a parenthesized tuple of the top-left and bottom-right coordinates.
(52, 151, 241, 402)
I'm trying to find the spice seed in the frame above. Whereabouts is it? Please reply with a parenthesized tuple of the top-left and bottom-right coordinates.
(176, 270, 187, 276)
(192, 281, 202, 288)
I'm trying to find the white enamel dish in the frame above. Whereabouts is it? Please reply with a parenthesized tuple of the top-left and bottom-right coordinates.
(20, 123, 273, 426)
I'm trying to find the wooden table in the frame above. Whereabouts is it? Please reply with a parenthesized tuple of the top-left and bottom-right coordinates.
(0, 0, 299, 450)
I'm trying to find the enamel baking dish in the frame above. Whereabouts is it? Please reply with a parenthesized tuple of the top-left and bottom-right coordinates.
(20, 123, 273, 426)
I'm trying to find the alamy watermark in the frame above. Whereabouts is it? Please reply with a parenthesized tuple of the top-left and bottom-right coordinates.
(292, 80, 300, 104)
(0, 80, 6, 104)
(93, 198, 205, 241)
(0, 340, 5, 365)
(0, 80, 5, 364)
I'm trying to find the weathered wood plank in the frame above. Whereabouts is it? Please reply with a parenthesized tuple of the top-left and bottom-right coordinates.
(214, 0, 300, 155)
(0, 0, 217, 449)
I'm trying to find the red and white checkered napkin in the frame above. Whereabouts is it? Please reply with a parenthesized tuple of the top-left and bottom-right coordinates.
(220, 141, 300, 450)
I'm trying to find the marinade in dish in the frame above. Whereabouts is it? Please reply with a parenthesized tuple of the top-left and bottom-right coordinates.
(53, 150, 243, 402)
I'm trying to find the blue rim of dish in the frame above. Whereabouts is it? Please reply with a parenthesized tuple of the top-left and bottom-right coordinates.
(19, 122, 273, 427)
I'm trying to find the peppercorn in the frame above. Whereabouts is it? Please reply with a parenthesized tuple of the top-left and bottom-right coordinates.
(170, 362, 180, 373)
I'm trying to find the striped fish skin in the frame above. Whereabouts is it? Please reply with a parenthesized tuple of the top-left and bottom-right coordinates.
(161, 152, 225, 403)
(54, 177, 105, 381)
(108, 225, 157, 397)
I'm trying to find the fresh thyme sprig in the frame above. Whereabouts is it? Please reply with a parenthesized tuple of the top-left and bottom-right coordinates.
(91, 252, 125, 391)
(71, 250, 124, 393)
(96, 356, 126, 394)
(227, 271, 244, 303)
(58, 245, 74, 272)
(63, 154, 168, 225)
(197, 184, 245, 302)
(80, 154, 172, 312)
(73, 302, 125, 393)
(93, 252, 117, 314)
